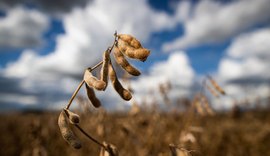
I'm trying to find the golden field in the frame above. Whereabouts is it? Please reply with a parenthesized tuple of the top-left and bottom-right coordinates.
(1, 108, 270, 156)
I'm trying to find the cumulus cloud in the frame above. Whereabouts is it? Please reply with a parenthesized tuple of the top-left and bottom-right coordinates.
(163, 0, 270, 51)
(0, 6, 49, 49)
(227, 28, 270, 60)
(173, 0, 192, 22)
(219, 28, 270, 83)
(0, 0, 90, 15)
(131, 52, 195, 105)
(1, 0, 180, 110)
(0, 73, 73, 111)
(216, 27, 270, 108)
(4, 0, 178, 77)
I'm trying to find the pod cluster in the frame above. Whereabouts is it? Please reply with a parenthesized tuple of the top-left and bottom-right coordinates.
(58, 33, 150, 151)
(83, 34, 150, 108)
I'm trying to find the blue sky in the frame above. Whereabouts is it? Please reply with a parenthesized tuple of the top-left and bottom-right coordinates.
(0, 0, 270, 111)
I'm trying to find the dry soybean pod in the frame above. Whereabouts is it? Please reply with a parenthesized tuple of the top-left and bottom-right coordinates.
(123, 46, 150, 62)
(58, 111, 82, 149)
(100, 50, 110, 90)
(205, 83, 219, 98)
(109, 62, 132, 101)
(85, 84, 101, 108)
(84, 69, 106, 91)
(113, 46, 141, 76)
(117, 39, 128, 53)
(118, 34, 142, 49)
(200, 95, 215, 116)
(117, 39, 150, 62)
(64, 109, 80, 124)
(169, 144, 191, 156)
(100, 142, 119, 156)
(117, 34, 132, 43)
(193, 95, 205, 116)
(207, 75, 226, 95)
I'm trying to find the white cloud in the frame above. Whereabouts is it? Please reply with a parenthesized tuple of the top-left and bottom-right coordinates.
(0, 0, 89, 15)
(163, 0, 270, 51)
(0, 6, 49, 48)
(5, 50, 39, 78)
(227, 28, 270, 59)
(0, 93, 38, 106)
(170, 0, 192, 22)
(1, 0, 181, 109)
(216, 27, 270, 109)
(219, 57, 269, 81)
(219, 28, 270, 82)
(131, 52, 195, 104)
(5, 0, 178, 78)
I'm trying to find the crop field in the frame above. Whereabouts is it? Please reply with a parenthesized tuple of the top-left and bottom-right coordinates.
(1, 108, 270, 156)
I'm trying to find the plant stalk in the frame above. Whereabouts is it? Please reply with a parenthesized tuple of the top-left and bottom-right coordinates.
(66, 80, 85, 109)
(74, 124, 106, 149)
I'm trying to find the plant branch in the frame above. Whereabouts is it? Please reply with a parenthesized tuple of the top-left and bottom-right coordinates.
(66, 80, 85, 109)
(74, 124, 106, 149)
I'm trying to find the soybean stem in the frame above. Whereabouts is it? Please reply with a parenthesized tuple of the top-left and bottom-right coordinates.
(74, 124, 106, 149)
(66, 80, 85, 109)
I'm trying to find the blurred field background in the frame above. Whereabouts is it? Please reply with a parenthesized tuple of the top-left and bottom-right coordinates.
(1, 96, 270, 156)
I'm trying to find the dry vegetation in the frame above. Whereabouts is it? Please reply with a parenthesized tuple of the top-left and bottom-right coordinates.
(1, 109, 270, 156)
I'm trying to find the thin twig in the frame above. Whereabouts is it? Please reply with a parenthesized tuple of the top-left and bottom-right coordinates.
(66, 80, 85, 109)
(74, 124, 106, 149)
(87, 61, 103, 72)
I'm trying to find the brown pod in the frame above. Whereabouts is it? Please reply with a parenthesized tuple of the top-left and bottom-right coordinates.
(169, 144, 190, 156)
(85, 84, 101, 108)
(207, 76, 226, 95)
(113, 47, 141, 76)
(100, 50, 110, 90)
(117, 39, 128, 52)
(109, 62, 132, 101)
(195, 100, 205, 116)
(117, 39, 150, 62)
(118, 34, 132, 43)
(84, 69, 106, 91)
(58, 111, 82, 149)
(192, 95, 205, 116)
(205, 84, 219, 98)
(64, 109, 80, 124)
(118, 34, 142, 49)
(123, 47, 150, 62)
(99, 142, 119, 156)
(201, 95, 215, 116)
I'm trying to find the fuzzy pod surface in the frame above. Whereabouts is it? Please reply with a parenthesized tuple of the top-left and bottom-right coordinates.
(58, 111, 82, 149)
(108, 62, 132, 101)
(113, 47, 141, 76)
(84, 69, 106, 91)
